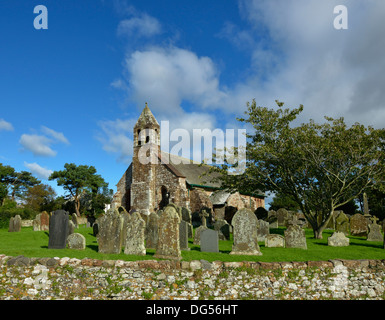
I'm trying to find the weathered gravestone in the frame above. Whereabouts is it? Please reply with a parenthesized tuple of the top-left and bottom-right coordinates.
(328, 231, 349, 247)
(154, 205, 182, 260)
(367, 217, 383, 242)
(48, 210, 70, 249)
(68, 220, 75, 235)
(257, 220, 270, 242)
(179, 220, 190, 251)
(284, 220, 307, 249)
(200, 229, 219, 253)
(33, 212, 50, 231)
(146, 212, 159, 249)
(334, 211, 350, 236)
(72, 213, 78, 229)
(8, 215, 21, 232)
(120, 208, 130, 248)
(67, 233, 86, 250)
(214, 219, 230, 240)
(124, 211, 146, 255)
(276, 208, 289, 227)
(193, 210, 209, 245)
(230, 208, 262, 256)
(265, 234, 285, 248)
(350, 214, 368, 237)
(97, 209, 123, 254)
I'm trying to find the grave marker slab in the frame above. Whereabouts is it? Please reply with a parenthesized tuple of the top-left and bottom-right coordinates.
(230, 208, 262, 256)
(146, 212, 159, 249)
(265, 234, 285, 248)
(154, 205, 182, 260)
(124, 211, 146, 255)
(200, 229, 219, 253)
(67, 233, 86, 250)
(328, 231, 349, 247)
(350, 214, 368, 237)
(48, 210, 69, 249)
(179, 220, 190, 251)
(97, 209, 123, 254)
(284, 224, 307, 249)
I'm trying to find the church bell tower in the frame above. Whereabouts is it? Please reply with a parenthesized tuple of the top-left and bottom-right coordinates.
(131, 103, 160, 215)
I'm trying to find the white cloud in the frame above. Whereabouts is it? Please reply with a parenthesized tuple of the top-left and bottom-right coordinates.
(19, 134, 57, 157)
(117, 13, 162, 38)
(124, 46, 227, 116)
(229, 0, 385, 128)
(97, 118, 136, 164)
(0, 119, 14, 131)
(24, 162, 53, 180)
(41, 126, 70, 144)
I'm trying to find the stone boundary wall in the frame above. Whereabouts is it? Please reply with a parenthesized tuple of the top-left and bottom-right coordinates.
(1, 254, 385, 300)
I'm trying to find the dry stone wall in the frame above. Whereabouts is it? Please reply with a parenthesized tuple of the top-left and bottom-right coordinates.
(1, 254, 385, 300)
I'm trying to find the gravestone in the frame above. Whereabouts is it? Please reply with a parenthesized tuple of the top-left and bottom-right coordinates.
(328, 231, 349, 247)
(350, 214, 368, 237)
(120, 208, 130, 248)
(265, 234, 285, 248)
(193, 210, 209, 245)
(72, 213, 78, 229)
(257, 220, 270, 242)
(179, 220, 190, 251)
(97, 209, 123, 254)
(67, 233, 86, 250)
(33, 214, 41, 231)
(92, 222, 99, 237)
(40, 211, 50, 231)
(8, 215, 22, 232)
(200, 229, 219, 253)
(214, 219, 230, 240)
(230, 208, 262, 255)
(276, 208, 289, 227)
(154, 205, 182, 260)
(181, 206, 192, 224)
(334, 211, 350, 236)
(284, 224, 307, 249)
(68, 220, 75, 235)
(367, 217, 383, 242)
(146, 212, 159, 249)
(267, 216, 278, 229)
(124, 211, 146, 255)
(48, 210, 70, 249)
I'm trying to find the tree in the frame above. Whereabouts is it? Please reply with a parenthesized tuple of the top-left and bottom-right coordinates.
(210, 100, 385, 238)
(269, 192, 301, 212)
(49, 163, 108, 216)
(24, 183, 57, 212)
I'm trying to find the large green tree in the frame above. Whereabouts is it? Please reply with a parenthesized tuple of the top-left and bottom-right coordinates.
(212, 100, 385, 238)
(49, 163, 108, 216)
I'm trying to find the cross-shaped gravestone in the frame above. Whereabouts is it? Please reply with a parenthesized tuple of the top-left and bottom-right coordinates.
(371, 216, 379, 225)
(199, 209, 209, 227)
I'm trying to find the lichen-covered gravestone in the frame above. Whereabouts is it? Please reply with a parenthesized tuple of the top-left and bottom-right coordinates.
(154, 205, 182, 260)
(97, 209, 123, 254)
(48, 210, 70, 249)
(284, 223, 307, 249)
(124, 211, 146, 255)
(328, 231, 349, 247)
(193, 210, 209, 245)
(67, 233, 86, 250)
(8, 215, 21, 232)
(179, 220, 190, 251)
(350, 214, 368, 237)
(230, 208, 262, 256)
(334, 211, 350, 235)
(146, 212, 159, 249)
(367, 218, 383, 242)
(265, 234, 285, 248)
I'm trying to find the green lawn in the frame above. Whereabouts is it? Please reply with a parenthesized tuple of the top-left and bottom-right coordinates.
(0, 226, 384, 263)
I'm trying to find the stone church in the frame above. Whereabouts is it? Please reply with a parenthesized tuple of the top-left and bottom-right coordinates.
(111, 103, 265, 222)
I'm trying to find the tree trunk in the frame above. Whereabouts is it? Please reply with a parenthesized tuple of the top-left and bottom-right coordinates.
(313, 228, 324, 239)
(75, 198, 81, 217)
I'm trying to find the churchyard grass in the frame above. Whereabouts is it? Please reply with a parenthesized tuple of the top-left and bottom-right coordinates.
(0, 226, 383, 263)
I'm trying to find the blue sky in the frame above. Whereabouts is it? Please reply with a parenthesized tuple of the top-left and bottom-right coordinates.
(1, 1, 385, 206)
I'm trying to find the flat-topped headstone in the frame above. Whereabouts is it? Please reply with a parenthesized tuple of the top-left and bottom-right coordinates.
(154, 205, 182, 260)
(48, 210, 69, 249)
(97, 209, 123, 254)
(276, 208, 289, 226)
(230, 208, 262, 256)
(265, 234, 285, 248)
(40, 211, 50, 231)
(328, 231, 349, 247)
(124, 211, 146, 255)
(350, 213, 368, 237)
(200, 229, 219, 253)
(284, 224, 307, 249)
(67, 233, 86, 250)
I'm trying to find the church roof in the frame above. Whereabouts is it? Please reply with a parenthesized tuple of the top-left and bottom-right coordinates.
(159, 151, 223, 189)
(134, 103, 159, 129)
